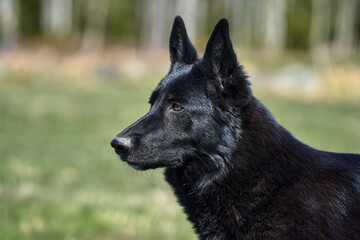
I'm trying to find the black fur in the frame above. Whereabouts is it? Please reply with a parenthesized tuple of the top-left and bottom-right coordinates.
(111, 16, 360, 239)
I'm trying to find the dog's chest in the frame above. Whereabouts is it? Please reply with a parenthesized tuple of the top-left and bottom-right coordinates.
(164, 167, 301, 239)
(164, 168, 254, 238)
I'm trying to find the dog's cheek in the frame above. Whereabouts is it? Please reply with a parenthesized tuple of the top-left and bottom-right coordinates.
(190, 119, 217, 148)
(167, 111, 193, 133)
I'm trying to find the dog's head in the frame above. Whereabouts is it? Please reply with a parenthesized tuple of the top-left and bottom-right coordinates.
(111, 16, 251, 171)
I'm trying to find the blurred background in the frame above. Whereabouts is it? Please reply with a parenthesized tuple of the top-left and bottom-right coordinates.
(1, 0, 359, 239)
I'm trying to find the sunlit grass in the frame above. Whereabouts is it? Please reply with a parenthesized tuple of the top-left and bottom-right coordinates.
(0, 76, 195, 240)
(1, 73, 359, 240)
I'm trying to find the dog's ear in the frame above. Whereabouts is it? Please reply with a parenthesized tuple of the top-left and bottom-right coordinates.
(203, 19, 251, 107)
(203, 19, 237, 83)
(169, 16, 197, 65)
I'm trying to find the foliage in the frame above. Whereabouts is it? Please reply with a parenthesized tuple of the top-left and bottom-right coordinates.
(1, 0, 359, 52)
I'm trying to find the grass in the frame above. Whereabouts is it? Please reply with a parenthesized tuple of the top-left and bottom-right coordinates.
(1, 73, 359, 240)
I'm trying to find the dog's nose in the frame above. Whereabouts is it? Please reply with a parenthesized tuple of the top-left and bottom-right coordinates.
(111, 137, 132, 160)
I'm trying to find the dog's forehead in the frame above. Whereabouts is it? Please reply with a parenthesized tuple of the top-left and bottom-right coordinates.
(150, 63, 204, 104)
(161, 63, 193, 86)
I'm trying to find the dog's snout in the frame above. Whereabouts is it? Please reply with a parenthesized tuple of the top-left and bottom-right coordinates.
(111, 137, 132, 159)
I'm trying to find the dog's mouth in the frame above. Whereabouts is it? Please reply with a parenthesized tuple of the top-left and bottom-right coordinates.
(127, 163, 148, 171)
(117, 154, 182, 171)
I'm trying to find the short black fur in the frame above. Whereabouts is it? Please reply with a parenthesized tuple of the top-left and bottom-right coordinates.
(111, 16, 360, 240)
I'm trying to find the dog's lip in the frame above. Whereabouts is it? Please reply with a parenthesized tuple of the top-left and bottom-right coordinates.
(117, 153, 126, 161)
(167, 158, 181, 166)
(117, 157, 148, 171)
(127, 163, 147, 171)
(115, 151, 126, 160)
(123, 158, 182, 171)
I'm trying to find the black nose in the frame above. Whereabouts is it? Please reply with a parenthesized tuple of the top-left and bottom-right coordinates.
(111, 137, 131, 160)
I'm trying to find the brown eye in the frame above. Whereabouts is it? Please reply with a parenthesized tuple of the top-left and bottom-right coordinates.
(172, 103, 183, 112)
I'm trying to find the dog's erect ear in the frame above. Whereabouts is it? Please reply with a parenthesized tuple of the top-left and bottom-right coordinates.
(203, 19, 237, 80)
(203, 19, 251, 107)
(169, 16, 197, 65)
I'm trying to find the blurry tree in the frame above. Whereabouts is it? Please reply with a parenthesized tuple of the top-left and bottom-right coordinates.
(70, 0, 84, 45)
(0, 0, 359, 55)
(0, 0, 19, 50)
(262, 0, 287, 51)
(333, 0, 357, 57)
(106, 0, 139, 45)
(287, 0, 311, 49)
(310, 0, 359, 62)
(309, 0, 332, 65)
(194, 0, 208, 45)
(18, 0, 41, 39)
(41, 0, 73, 40)
(140, 0, 205, 49)
(140, 0, 170, 48)
(174, 0, 201, 41)
(224, 0, 287, 51)
(309, 0, 331, 49)
(81, 0, 110, 52)
(224, 0, 253, 47)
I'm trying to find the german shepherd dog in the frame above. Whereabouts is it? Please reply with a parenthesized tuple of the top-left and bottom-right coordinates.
(111, 16, 360, 239)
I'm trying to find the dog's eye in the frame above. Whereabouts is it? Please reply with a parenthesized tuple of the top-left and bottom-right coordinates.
(172, 103, 183, 112)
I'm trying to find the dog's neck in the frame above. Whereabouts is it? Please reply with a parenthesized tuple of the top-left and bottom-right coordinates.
(239, 97, 318, 183)
(164, 96, 318, 239)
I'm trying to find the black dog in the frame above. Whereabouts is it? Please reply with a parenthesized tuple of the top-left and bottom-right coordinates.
(111, 16, 360, 239)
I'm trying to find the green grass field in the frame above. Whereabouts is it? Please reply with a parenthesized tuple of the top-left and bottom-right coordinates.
(1, 74, 360, 240)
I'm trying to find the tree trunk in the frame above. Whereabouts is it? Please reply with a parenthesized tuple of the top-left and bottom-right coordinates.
(41, 0, 73, 39)
(262, 0, 287, 51)
(0, 0, 19, 51)
(174, 0, 200, 41)
(230, 0, 254, 48)
(227, 0, 245, 46)
(333, 0, 357, 57)
(309, 0, 332, 66)
(80, 0, 110, 52)
(140, 0, 169, 49)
